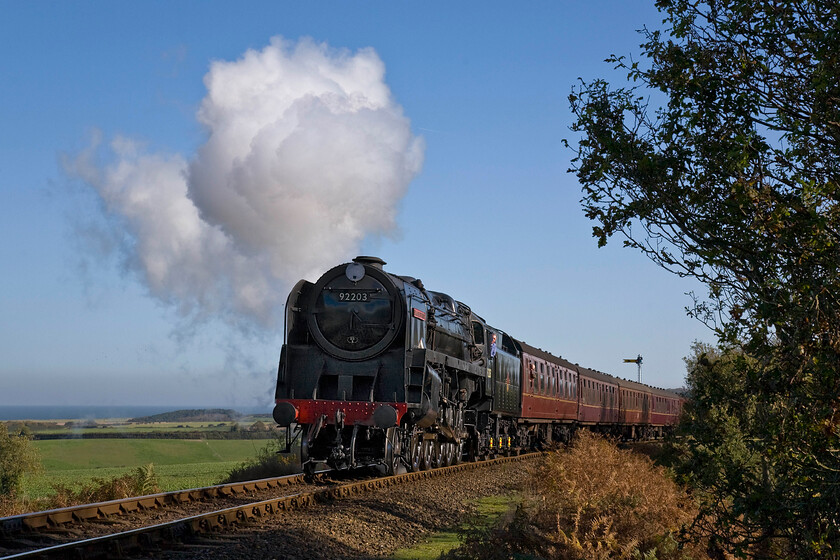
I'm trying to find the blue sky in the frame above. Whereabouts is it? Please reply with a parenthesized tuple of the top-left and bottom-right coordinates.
(0, 2, 711, 408)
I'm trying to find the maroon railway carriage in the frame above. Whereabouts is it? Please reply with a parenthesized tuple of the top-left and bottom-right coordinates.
(617, 377, 652, 430)
(519, 342, 578, 422)
(575, 365, 620, 426)
(615, 378, 683, 439)
(648, 385, 683, 429)
(514, 341, 681, 444)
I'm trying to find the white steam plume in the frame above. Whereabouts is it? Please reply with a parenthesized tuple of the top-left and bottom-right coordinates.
(67, 37, 424, 328)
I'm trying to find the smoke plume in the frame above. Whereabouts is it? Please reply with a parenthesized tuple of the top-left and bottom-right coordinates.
(67, 37, 424, 329)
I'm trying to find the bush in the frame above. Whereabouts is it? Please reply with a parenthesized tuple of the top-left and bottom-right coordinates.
(445, 432, 704, 560)
(0, 423, 41, 497)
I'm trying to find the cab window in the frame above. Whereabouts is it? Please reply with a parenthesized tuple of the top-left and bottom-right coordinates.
(472, 322, 484, 344)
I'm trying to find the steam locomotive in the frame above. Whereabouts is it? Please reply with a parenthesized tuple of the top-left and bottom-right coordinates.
(273, 257, 683, 475)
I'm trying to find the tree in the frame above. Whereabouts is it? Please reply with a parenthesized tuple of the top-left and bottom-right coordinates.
(0, 423, 41, 497)
(568, 1, 840, 556)
(249, 421, 268, 432)
(674, 343, 785, 557)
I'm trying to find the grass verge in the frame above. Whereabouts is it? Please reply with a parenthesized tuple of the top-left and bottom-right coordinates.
(390, 494, 520, 560)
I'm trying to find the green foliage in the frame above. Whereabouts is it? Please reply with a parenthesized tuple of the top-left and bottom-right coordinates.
(671, 343, 793, 557)
(0, 423, 41, 497)
(568, 0, 840, 556)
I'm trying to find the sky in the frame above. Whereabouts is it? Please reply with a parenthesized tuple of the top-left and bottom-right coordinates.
(0, 1, 712, 409)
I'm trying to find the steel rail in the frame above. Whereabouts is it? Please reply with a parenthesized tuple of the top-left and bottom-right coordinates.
(1, 453, 539, 560)
(0, 473, 308, 535)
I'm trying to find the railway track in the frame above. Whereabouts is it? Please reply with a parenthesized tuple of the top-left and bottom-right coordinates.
(1, 453, 538, 560)
(1, 473, 311, 535)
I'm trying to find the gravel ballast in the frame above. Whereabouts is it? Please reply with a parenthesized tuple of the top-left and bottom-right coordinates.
(152, 460, 533, 560)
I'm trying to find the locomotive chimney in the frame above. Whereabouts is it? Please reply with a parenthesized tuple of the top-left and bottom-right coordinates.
(353, 256, 386, 269)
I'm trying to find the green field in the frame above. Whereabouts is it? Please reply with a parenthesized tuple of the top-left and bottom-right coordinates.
(23, 438, 284, 499)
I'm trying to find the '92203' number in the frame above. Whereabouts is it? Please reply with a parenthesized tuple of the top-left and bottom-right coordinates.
(338, 291, 369, 302)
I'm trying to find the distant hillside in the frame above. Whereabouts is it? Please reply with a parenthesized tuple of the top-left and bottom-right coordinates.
(129, 408, 242, 423)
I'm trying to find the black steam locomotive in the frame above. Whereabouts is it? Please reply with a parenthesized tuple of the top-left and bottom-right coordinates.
(273, 257, 682, 476)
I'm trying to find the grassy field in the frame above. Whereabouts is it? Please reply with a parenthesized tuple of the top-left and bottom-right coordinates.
(23, 438, 283, 499)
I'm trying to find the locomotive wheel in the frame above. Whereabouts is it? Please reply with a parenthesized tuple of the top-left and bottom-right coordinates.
(385, 427, 403, 476)
(453, 441, 463, 465)
(408, 434, 423, 472)
(431, 441, 444, 469)
(420, 440, 433, 471)
(442, 443, 454, 467)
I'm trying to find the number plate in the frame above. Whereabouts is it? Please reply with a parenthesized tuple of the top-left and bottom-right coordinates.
(336, 290, 371, 302)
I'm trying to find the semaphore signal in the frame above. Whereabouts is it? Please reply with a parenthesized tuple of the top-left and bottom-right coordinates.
(623, 354, 643, 383)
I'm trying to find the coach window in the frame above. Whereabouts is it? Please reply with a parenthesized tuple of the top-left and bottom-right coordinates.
(528, 361, 536, 391)
(547, 366, 552, 396)
(546, 367, 551, 396)
(538, 363, 544, 394)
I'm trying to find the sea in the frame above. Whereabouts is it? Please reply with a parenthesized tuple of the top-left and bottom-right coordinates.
(0, 405, 272, 421)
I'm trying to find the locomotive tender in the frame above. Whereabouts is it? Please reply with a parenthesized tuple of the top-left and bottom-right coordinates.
(273, 256, 683, 475)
